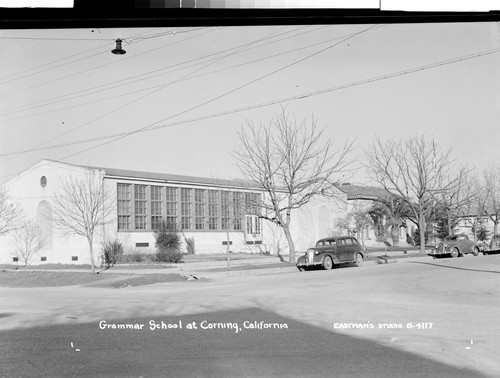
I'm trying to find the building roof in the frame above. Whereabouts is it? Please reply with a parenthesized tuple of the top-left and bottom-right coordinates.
(12, 159, 263, 191)
(98, 166, 263, 190)
(336, 183, 392, 202)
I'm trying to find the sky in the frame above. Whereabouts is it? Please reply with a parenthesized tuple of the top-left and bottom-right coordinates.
(0, 21, 499, 186)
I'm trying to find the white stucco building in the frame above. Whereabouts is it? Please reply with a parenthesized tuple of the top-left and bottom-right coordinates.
(0, 159, 349, 265)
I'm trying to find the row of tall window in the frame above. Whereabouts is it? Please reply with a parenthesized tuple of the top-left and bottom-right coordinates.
(117, 183, 261, 232)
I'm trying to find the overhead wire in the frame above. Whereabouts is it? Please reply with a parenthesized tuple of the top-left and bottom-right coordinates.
(0, 27, 214, 98)
(0, 25, 295, 172)
(9, 25, 293, 159)
(0, 28, 161, 87)
(57, 24, 379, 161)
(0, 41, 495, 161)
(0, 25, 319, 119)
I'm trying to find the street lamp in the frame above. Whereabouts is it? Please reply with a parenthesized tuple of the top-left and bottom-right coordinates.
(111, 39, 126, 55)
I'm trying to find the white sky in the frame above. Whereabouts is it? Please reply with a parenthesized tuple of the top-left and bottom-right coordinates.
(0, 21, 499, 185)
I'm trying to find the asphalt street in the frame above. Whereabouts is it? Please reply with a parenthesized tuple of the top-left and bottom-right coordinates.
(0, 308, 484, 378)
(0, 254, 499, 377)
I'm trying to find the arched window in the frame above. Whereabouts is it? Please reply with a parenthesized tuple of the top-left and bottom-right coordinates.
(36, 201, 53, 249)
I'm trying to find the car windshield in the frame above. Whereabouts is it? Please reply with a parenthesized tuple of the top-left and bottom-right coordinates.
(316, 240, 335, 247)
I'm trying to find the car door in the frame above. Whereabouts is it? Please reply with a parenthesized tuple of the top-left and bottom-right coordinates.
(343, 238, 355, 261)
(335, 238, 347, 261)
(457, 235, 472, 253)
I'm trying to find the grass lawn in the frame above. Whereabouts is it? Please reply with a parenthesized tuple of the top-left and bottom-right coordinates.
(0, 270, 188, 288)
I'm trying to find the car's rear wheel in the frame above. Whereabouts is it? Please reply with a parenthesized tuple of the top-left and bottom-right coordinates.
(322, 256, 333, 270)
(450, 248, 460, 258)
(472, 247, 479, 256)
(354, 253, 363, 267)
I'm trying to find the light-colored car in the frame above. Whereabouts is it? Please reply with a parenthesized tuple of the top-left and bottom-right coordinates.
(490, 234, 500, 250)
(485, 234, 500, 255)
(431, 233, 480, 258)
(296, 236, 366, 271)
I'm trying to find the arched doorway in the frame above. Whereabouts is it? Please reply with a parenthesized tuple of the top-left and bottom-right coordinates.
(36, 201, 53, 249)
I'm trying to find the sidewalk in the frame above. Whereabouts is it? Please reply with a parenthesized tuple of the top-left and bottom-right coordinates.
(114, 249, 434, 278)
(4, 250, 434, 279)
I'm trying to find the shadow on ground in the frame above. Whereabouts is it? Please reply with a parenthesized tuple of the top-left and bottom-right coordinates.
(0, 308, 487, 378)
(409, 261, 500, 274)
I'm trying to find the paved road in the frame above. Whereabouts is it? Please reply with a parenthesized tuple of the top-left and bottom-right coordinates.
(1, 254, 498, 377)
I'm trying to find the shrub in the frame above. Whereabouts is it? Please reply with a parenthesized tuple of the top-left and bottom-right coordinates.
(154, 221, 181, 252)
(101, 239, 124, 268)
(119, 253, 158, 264)
(154, 220, 182, 263)
(155, 248, 183, 263)
(185, 236, 196, 255)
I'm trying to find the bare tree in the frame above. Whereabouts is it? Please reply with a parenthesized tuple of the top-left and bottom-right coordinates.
(11, 221, 45, 266)
(482, 163, 500, 235)
(366, 135, 456, 254)
(433, 165, 476, 236)
(368, 196, 412, 247)
(0, 186, 25, 236)
(51, 170, 115, 274)
(233, 107, 356, 263)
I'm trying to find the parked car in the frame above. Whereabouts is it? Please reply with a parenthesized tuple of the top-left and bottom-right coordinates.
(490, 234, 500, 250)
(484, 234, 500, 255)
(430, 233, 480, 258)
(296, 236, 366, 271)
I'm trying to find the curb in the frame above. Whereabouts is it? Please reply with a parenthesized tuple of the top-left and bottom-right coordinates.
(181, 254, 434, 278)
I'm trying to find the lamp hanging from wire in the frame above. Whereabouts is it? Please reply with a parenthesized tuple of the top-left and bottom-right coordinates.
(111, 38, 126, 55)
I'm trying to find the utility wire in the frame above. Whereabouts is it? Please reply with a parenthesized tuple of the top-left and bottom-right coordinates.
(0, 27, 214, 98)
(8, 26, 292, 160)
(0, 42, 495, 160)
(0, 26, 293, 173)
(58, 24, 378, 161)
(0, 28, 161, 86)
(0, 25, 318, 118)
(0, 26, 362, 125)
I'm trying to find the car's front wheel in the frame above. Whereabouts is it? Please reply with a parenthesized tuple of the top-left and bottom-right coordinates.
(354, 253, 363, 267)
(322, 256, 333, 270)
(472, 247, 479, 256)
(450, 248, 460, 258)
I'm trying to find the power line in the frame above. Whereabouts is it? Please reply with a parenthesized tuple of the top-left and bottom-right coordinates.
(0, 27, 213, 98)
(58, 24, 378, 161)
(0, 28, 160, 86)
(1, 42, 495, 160)
(0, 25, 319, 119)
(3, 25, 292, 164)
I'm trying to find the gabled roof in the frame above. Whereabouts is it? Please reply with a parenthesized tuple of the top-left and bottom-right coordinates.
(98, 166, 263, 190)
(28, 159, 264, 191)
(336, 183, 392, 202)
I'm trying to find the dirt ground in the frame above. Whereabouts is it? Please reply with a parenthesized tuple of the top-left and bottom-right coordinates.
(0, 270, 188, 288)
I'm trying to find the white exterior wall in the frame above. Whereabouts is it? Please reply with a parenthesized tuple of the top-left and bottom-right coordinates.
(105, 176, 268, 256)
(0, 160, 105, 265)
(1, 159, 354, 264)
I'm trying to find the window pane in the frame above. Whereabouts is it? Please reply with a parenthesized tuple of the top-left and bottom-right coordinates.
(117, 184, 131, 230)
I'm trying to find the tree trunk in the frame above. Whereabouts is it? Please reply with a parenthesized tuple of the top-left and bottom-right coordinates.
(419, 218, 426, 254)
(390, 225, 399, 246)
(282, 224, 296, 263)
(88, 237, 96, 274)
(226, 227, 230, 270)
(494, 220, 499, 236)
(447, 211, 452, 236)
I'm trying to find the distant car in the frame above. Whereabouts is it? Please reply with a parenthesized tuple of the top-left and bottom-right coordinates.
(485, 234, 500, 255)
(490, 234, 500, 249)
(296, 236, 366, 271)
(431, 233, 480, 258)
